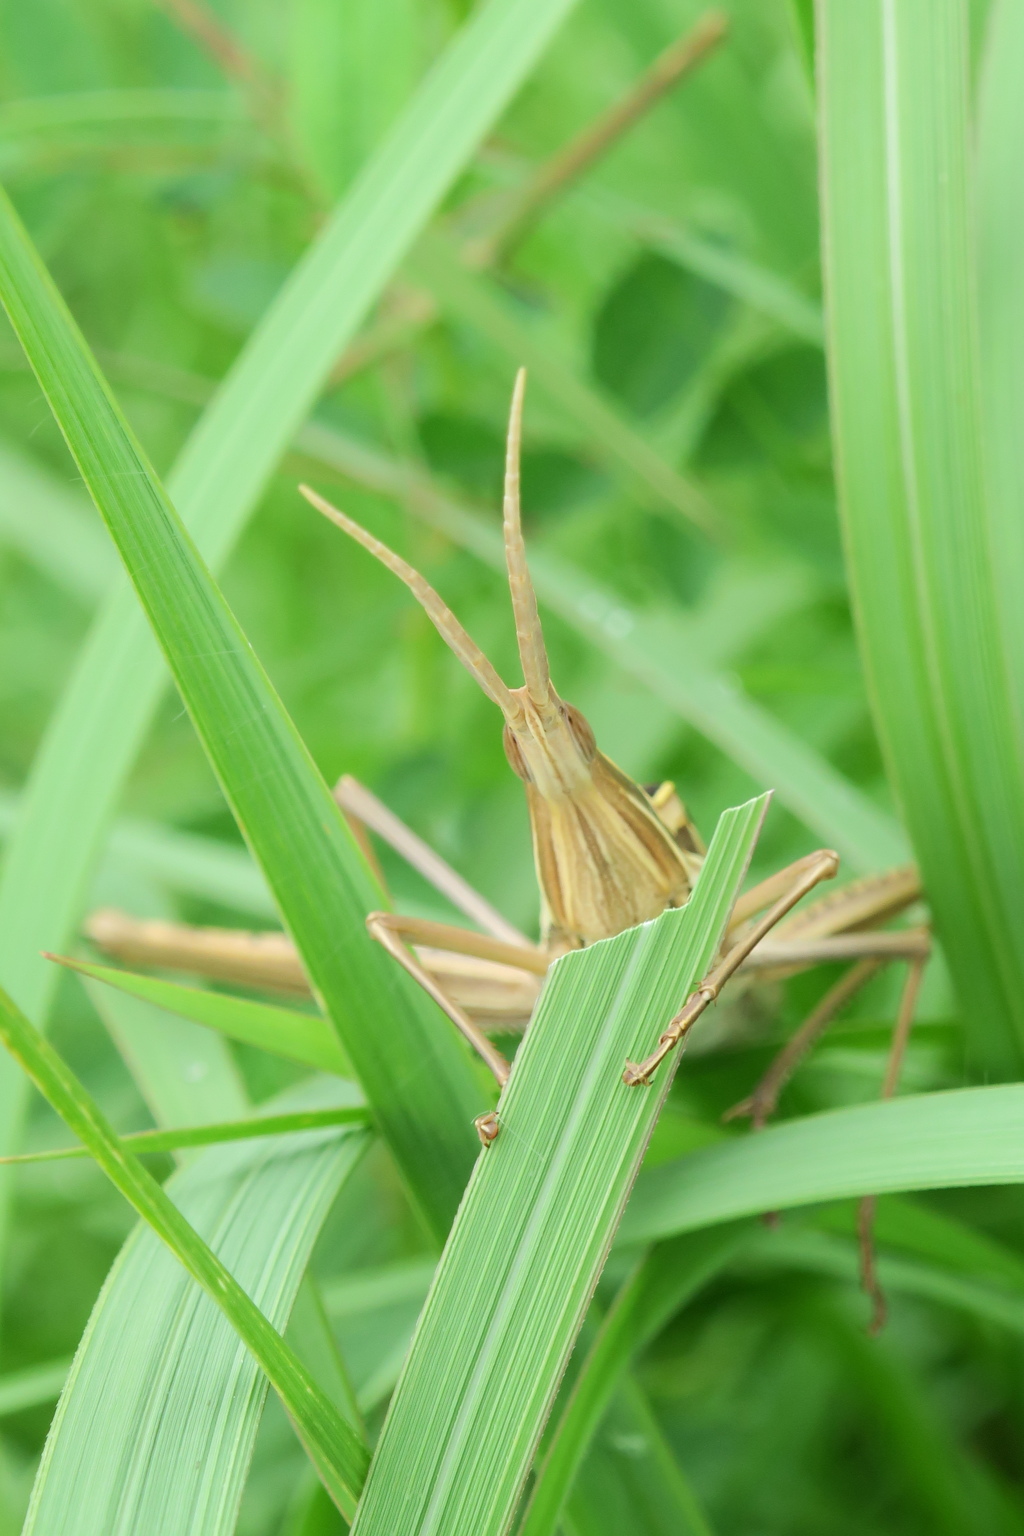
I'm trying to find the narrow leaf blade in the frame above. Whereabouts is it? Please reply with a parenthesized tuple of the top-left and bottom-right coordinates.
(0, 187, 482, 1237)
(621, 1083, 1024, 1246)
(0, 987, 370, 1518)
(23, 1083, 369, 1535)
(818, 0, 1024, 1069)
(350, 796, 767, 1536)
(59, 958, 349, 1076)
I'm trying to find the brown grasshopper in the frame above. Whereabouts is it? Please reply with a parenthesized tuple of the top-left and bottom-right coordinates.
(86, 372, 929, 1196)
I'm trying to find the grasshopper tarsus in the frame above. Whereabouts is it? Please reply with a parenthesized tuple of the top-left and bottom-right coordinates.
(475, 1111, 501, 1147)
(621, 1062, 654, 1087)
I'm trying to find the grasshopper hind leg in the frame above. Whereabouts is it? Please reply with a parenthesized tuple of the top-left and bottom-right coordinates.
(723, 958, 884, 1129)
(857, 955, 927, 1332)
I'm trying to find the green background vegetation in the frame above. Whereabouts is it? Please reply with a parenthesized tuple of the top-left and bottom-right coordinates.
(1, 0, 1023, 1532)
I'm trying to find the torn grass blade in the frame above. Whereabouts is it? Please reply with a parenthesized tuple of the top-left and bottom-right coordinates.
(349, 795, 767, 1536)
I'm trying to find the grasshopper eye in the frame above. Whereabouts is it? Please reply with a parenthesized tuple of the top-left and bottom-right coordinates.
(561, 702, 597, 762)
(503, 724, 531, 782)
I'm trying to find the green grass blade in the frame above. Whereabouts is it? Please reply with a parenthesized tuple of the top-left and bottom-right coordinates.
(303, 421, 908, 869)
(0, 1106, 369, 1165)
(322, 1256, 436, 1321)
(817, 0, 1024, 1071)
(80, 914, 252, 1147)
(88, 980, 250, 1141)
(0, 0, 578, 1232)
(349, 795, 767, 1536)
(748, 1225, 1024, 1343)
(868, 1194, 1024, 1290)
(60, 958, 348, 1075)
(977, 0, 1024, 741)
(409, 231, 720, 535)
(620, 1083, 1024, 1246)
(0, 1360, 72, 1419)
(0, 989, 370, 1521)
(0, 438, 112, 601)
(520, 1224, 748, 1536)
(0, 187, 483, 1238)
(102, 813, 275, 916)
(27, 1092, 368, 1534)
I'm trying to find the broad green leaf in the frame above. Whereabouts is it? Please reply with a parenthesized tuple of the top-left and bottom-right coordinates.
(0, 989, 370, 1521)
(619, 1083, 1024, 1247)
(0, 187, 482, 1238)
(65, 958, 349, 1075)
(349, 796, 766, 1536)
(0, 0, 579, 1241)
(408, 230, 720, 534)
(520, 1224, 748, 1536)
(302, 418, 908, 869)
(822, 1193, 1024, 1293)
(818, 0, 1024, 1072)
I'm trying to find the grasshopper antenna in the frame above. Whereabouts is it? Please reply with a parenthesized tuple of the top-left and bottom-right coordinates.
(299, 483, 522, 722)
(503, 369, 551, 710)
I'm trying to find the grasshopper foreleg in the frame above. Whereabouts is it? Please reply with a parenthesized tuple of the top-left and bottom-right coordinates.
(623, 849, 840, 1087)
(366, 913, 514, 1087)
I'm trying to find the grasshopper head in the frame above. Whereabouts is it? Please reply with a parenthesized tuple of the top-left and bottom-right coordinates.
(300, 370, 697, 952)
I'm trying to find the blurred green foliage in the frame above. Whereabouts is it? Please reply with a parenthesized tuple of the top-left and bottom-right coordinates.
(0, 1, 1022, 1533)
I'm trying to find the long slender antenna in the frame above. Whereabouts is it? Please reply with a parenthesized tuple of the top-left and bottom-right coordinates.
(503, 369, 551, 707)
(300, 485, 521, 722)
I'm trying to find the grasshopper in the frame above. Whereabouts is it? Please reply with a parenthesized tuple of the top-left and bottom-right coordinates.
(86, 372, 929, 1192)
